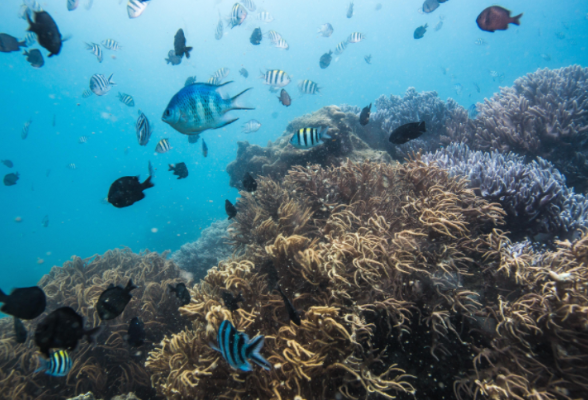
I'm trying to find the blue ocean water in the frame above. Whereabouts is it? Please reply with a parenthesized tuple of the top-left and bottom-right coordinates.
(0, 0, 586, 293)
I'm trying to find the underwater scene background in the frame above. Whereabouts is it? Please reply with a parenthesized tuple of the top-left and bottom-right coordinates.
(1, 0, 588, 399)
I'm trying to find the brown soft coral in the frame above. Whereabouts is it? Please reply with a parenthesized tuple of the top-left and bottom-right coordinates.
(0, 249, 189, 400)
(147, 159, 507, 400)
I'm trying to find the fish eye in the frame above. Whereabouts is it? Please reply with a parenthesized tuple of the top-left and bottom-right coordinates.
(165, 109, 171, 117)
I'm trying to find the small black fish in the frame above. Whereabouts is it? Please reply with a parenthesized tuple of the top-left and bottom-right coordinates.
(202, 139, 208, 157)
(278, 89, 291, 106)
(4, 172, 19, 186)
(107, 176, 154, 208)
(242, 172, 257, 192)
(225, 199, 237, 219)
(168, 162, 188, 179)
(26, 11, 64, 57)
(389, 121, 426, 145)
(35, 306, 101, 356)
(126, 317, 145, 347)
(96, 279, 138, 320)
(188, 135, 199, 144)
(414, 24, 428, 39)
(23, 49, 44, 68)
(250, 27, 262, 45)
(476, 6, 522, 32)
(169, 283, 191, 305)
(319, 50, 332, 69)
(221, 291, 244, 312)
(2, 159, 13, 168)
(165, 49, 182, 65)
(0, 33, 26, 53)
(0, 286, 46, 320)
(359, 103, 371, 126)
(174, 29, 193, 59)
(276, 285, 301, 326)
(13, 317, 27, 343)
(239, 68, 249, 78)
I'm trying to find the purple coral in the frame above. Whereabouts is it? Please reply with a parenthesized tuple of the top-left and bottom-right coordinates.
(422, 143, 588, 238)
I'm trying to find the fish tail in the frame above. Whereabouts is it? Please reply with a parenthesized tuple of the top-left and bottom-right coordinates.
(108, 74, 116, 86)
(245, 336, 272, 370)
(319, 127, 331, 140)
(34, 355, 49, 374)
(168, 164, 174, 171)
(142, 175, 154, 190)
(230, 88, 255, 110)
(19, 40, 27, 48)
(419, 121, 426, 131)
(0, 288, 6, 302)
(126, 278, 139, 292)
(511, 13, 523, 25)
(185, 47, 193, 59)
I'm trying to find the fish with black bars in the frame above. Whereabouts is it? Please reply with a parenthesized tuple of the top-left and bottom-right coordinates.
(211, 320, 272, 371)
(35, 350, 73, 377)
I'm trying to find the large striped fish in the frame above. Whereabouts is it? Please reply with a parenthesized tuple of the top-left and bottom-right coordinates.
(259, 69, 290, 88)
(89, 73, 115, 96)
(229, 3, 247, 28)
(162, 82, 254, 135)
(298, 79, 320, 95)
(127, 0, 149, 19)
(211, 320, 271, 372)
(35, 350, 72, 377)
(155, 138, 171, 153)
(289, 127, 330, 149)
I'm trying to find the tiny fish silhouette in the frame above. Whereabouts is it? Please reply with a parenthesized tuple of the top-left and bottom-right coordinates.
(169, 283, 191, 305)
(126, 317, 145, 347)
(225, 199, 237, 219)
(221, 291, 244, 312)
(476, 6, 522, 32)
(242, 172, 257, 192)
(389, 121, 426, 145)
(359, 104, 371, 126)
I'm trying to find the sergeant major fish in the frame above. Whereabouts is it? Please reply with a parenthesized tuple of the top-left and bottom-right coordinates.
(101, 39, 121, 51)
(155, 138, 171, 153)
(215, 15, 224, 40)
(35, 350, 72, 377)
(127, 0, 149, 19)
(347, 32, 365, 43)
(229, 3, 247, 28)
(136, 110, 152, 146)
(162, 82, 253, 135)
(241, 0, 256, 11)
(260, 69, 290, 88)
(290, 127, 330, 149)
(118, 92, 135, 107)
(334, 41, 347, 55)
(85, 43, 103, 62)
(256, 10, 274, 23)
(298, 79, 320, 95)
(90, 73, 115, 96)
(211, 320, 272, 371)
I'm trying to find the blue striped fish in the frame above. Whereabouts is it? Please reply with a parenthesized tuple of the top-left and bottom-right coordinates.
(82, 89, 93, 98)
(127, 0, 149, 19)
(90, 73, 115, 96)
(207, 76, 221, 85)
(35, 350, 72, 377)
(259, 69, 290, 88)
(85, 43, 103, 63)
(155, 138, 171, 153)
(212, 320, 271, 371)
(101, 39, 121, 51)
(229, 3, 247, 28)
(136, 111, 152, 146)
(298, 80, 320, 95)
(118, 92, 135, 107)
(162, 82, 254, 135)
(213, 67, 230, 81)
(290, 127, 330, 149)
(347, 32, 365, 43)
(256, 10, 274, 23)
(334, 41, 347, 55)
(24, 32, 36, 46)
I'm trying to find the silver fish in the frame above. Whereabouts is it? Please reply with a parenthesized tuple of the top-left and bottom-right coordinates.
(24, 32, 36, 46)
(298, 79, 320, 95)
(256, 10, 274, 23)
(85, 43, 103, 62)
(127, 0, 149, 19)
(267, 30, 282, 44)
(347, 32, 365, 43)
(136, 110, 152, 146)
(229, 3, 247, 28)
(90, 73, 115, 96)
(101, 39, 121, 50)
(259, 69, 290, 88)
(274, 38, 289, 50)
(242, 119, 261, 133)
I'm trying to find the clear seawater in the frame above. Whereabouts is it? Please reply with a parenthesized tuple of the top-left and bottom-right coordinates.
(0, 0, 586, 290)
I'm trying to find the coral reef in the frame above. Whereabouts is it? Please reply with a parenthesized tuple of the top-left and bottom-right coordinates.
(171, 219, 232, 281)
(0, 249, 189, 400)
(422, 143, 588, 238)
(226, 106, 393, 188)
(370, 87, 463, 159)
(147, 159, 511, 400)
(444, 66, 588, 191)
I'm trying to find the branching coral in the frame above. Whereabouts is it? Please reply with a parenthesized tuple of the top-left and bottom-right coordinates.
(172, 219, 233, 281)
(0, 249, 190, 399)
(422, 143, 588, 238)
(225, 106, 392, 188)
(147, 159, 508, 400)
(443, 66, 588, 191)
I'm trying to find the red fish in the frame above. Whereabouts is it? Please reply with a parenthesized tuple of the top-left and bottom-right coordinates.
(476, 6, 522, 32)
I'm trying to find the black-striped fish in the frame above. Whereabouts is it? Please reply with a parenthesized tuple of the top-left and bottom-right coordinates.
(213, 67, 230, 81)
(298, 80, 320, 95)
(82, 89, 93, 98)
(67, 0, 79, 11)
(155, 138, 171, 153)
(273, 38, 288, 50)
(35, 350, 72, 377)
(21, 119, 32, 140)
(207, 76, 221, 85)
(266, 30, 282, 44)
(136, 110, 152, 146)
(118, 92, 135, 107)
(242, 0, 256, 11)
(259, 69, 290, 88)
(347, 32, 365, 43)
(290, 127, 330, 149)
(256, 10, 274, 23)
(127, 0, 149, 19)
(79, 136, 88, 144)
(211, 320, 271, 371)
(101, 39, 121, 50)
(229, 3, 247, 28)
(90, 73, 115, 96)
(215, 16, 224, 40)
(85, 42, 103, 63)
(334, 41, 347, 55)
(24, 32, 36, 46)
